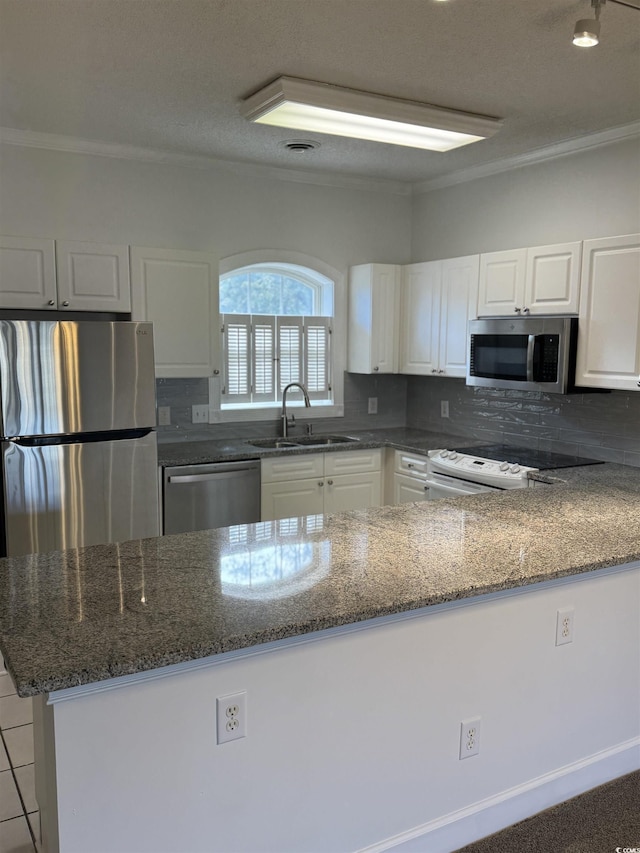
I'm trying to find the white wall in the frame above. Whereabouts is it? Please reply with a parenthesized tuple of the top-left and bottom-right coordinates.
(41, 564, 640, 853)
(411, 137, 640, 260)
(0, 144, 412, 269)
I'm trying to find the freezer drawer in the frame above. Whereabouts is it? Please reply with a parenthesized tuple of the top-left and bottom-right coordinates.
(163, 460, 261, 535)
(1, 431, 159, 557)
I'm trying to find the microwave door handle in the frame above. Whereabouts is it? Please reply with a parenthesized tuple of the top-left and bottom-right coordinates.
(526, 335, 536, 382)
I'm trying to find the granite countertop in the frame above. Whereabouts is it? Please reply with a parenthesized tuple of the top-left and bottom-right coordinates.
(1, 459, 639, 697)
(156, 427, 479, 466)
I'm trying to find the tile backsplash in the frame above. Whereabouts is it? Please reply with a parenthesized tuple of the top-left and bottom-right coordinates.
(156, 373, 640, 467)
(155, 372, 408, 442)
(406, 376, 640, 467)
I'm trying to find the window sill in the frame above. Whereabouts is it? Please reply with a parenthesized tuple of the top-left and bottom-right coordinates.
(209, 403, 344, 424)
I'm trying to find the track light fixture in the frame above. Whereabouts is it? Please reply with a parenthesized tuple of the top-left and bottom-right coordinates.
(573, 0, 604, 46)
(573, 0, 640, 47)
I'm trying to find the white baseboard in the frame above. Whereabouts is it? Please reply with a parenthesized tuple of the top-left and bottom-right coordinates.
(360, 738, 640, 853)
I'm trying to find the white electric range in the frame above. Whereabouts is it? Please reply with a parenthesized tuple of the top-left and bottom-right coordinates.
(427, 449, 538, 498)
(426, 444, 602, 500)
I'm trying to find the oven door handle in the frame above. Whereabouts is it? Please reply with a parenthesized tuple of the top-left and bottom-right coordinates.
(526, 334, 536, 382)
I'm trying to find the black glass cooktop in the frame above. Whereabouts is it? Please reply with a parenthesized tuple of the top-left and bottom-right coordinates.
(452, 445, 604, 471)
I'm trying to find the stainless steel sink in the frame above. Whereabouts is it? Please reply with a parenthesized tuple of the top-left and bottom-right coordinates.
(249, 438, 300, 449)
(293, 435, 359, 446)
(248, 434, 359, 449)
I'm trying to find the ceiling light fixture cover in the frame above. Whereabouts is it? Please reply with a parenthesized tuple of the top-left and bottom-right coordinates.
(573, 16, 601, 45)
(241, 77, 503, 152)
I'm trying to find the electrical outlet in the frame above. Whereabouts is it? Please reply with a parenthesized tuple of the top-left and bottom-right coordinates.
(441, 400, 449, 418)
(192, 404, 209, 424)
(556, 607, 575, 646)
(217, 692, 247, 744)
(157, 406, 171, 426)
(368, 397, 378, 414)
(459, 717, 481, 759)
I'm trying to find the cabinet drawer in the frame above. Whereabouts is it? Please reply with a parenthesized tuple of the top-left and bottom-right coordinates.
(261, 453, 324, 483)
(324, 449, 382, 476)
(394, 451, 428, 479)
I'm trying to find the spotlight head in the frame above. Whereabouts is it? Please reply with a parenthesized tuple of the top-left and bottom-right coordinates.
(573, 17, 601, 46)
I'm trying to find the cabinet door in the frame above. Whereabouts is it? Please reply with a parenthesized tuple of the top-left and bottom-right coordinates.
(392, 473, 430, 505)
(576, 234, 640, 391)
(477, 249, 526, 316)
(56, 241, 131, 312)
(261, 478, 324, 521)
(324, 471, 382, 514)
(324, 449, 381, 477)
(261, 453, 324, 484)
(524, 242, 581, 315)
(0, 236, 57, 310)
(399, 262, 441, 375)
(348, 264, 400, 373)
(439, 254, 479, 377)
(131, 247, 219, 378)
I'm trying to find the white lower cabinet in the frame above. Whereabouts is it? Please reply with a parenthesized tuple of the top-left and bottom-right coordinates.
(261, 449, 382, 521)
(390, 450, 430, 505)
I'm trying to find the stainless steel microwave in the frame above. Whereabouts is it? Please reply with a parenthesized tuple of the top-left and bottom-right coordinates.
(467, 316, 579, 393)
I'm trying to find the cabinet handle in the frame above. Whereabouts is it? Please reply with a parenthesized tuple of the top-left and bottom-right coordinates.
(431, 369, 437, 373)
(213, 369, 220, 375)
(407, 463, 414, 469)
(47, 300, 55, 306)
(318, 481, 324, 487)
(514, 307, 522, 314)
(373, 366, 379, 372)
(438, 369, 445, 374)
(62, 300, 70, 307)
(522, 306, 530, 314)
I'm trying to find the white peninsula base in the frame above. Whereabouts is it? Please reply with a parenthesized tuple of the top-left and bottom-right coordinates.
(34, 562, 640, 853)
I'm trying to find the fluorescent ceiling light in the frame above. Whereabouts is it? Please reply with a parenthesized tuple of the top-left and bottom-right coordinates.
(241, 77, 503, 152)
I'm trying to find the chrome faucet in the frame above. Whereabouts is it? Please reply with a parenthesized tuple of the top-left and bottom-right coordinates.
(281, 382, 311, 437)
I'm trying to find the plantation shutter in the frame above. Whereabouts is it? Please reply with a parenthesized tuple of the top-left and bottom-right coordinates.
(252, 316, 276, 403)
(304, 317, 331, 400)
(222, 313, 332, 405)
(222, 314, 251, 403)
(276, 317, 303, 399)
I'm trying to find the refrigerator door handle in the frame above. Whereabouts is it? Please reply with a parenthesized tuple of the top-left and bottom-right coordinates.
(7, 428, 155, 446)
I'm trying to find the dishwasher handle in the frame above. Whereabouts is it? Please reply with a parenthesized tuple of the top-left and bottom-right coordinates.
(165, 461, 260, 484)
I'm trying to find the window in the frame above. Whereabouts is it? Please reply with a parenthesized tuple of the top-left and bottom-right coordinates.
(220, 263, 333, 408)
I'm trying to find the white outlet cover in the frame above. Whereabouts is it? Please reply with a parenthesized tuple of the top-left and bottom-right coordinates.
(459, 717, 481, 759)
(556, 607, 575, 646)
(217, 692, 247, 744)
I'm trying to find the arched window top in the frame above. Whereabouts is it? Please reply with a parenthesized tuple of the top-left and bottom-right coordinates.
(220, 262, 333, 316)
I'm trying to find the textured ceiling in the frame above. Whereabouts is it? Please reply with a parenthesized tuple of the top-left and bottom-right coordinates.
(1, 0, 639, 186)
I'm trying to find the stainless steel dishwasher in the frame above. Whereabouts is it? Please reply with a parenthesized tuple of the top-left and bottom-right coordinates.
(162, 460, 261, 535)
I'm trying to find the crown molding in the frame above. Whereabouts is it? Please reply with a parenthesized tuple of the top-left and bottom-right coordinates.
(0, 127, 411, 196)
(2, 121, 638, 199)
(412, 121, 640, 195)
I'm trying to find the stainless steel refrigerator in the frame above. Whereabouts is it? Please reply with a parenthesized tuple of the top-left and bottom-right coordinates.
(0, 320, 160, 558)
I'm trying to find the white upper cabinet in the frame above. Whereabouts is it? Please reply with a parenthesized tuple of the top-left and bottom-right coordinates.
(399, 255, 478, 377)
(576, 234, 640, 391)
(131, 246, 220, 378)
(348, 264, 400, 374)
(56, 241, 131, 312)
(478, 242, 581, 316)
(399, 262, 440, 375)
(0, 236, 131, 312)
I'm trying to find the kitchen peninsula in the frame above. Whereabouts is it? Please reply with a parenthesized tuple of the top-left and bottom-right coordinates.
(0, 462, 639, 852)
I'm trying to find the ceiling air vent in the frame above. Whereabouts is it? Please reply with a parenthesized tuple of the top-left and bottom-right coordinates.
(281, 139, 320, 153)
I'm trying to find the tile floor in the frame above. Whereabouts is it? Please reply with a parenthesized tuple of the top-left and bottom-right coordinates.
(0, 672, 38, 853)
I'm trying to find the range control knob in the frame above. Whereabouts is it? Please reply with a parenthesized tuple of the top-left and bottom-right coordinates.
(440, 450, 450, 458)
(449, 452, 458, 460)
(499, 462, 510, 472)
(510, 464, 521, 474)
